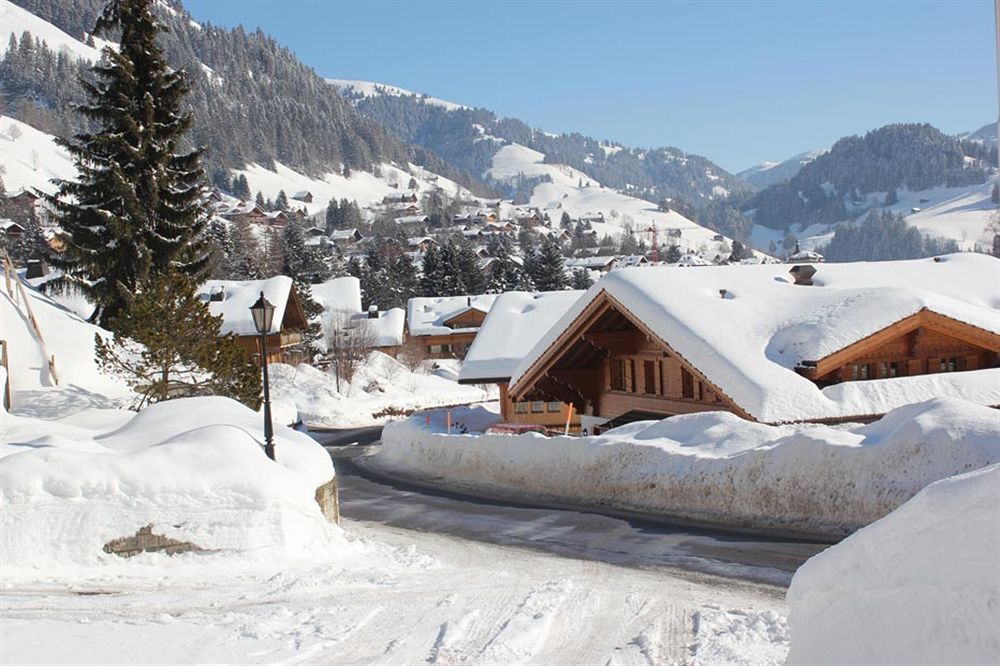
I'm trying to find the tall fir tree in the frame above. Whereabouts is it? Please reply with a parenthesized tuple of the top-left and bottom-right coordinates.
(486, 235, 525, 293)
(46, 0, 210, 326)
(531, 234, 568, 291)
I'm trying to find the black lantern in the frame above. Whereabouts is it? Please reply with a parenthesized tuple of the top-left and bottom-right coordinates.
(249, 291, 276, 460)
(249, 292, 276, 335)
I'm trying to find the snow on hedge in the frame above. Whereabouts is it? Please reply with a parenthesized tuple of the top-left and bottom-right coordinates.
(268, 353, 493, 427)
(786, 464, 1000, 664)
(375, 397, 999, 537)
(0, 396, 337, 573)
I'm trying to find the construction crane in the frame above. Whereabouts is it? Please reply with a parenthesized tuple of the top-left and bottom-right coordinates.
(644, 225, 660, 263)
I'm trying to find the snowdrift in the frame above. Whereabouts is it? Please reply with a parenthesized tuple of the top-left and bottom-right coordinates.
(0, 396, 338, 573)
(269, 353, 493, 428)
(786, 464, 1000, 664)
(375, 398, 999, 537)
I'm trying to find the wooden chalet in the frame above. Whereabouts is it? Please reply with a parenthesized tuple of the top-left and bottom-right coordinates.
(291, 191, 314, 204)
(508, 255, 1000, 430)
(459, 291, 585, 431)
(200, 276, 309, 365)
(406, 294, 500, 359)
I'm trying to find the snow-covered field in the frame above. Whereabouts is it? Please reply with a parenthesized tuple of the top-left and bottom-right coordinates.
(0, 513, 788, 665)
(269, 354, 496, 428)
(374, 398, 1000, 538)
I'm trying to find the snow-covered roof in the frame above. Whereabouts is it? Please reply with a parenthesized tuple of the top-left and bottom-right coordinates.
(565, 256, 615, 270)
(199, 276, 296, 337)
(406, 294, 500, 336)
(355, 308, 406, 347)
(395, 215, 429, 224)
(311, 276, 362, 314)
(459, 291, 584, 383)
(510, 254, 1000, 423)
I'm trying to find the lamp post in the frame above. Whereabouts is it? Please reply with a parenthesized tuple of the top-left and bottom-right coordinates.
(249, 291, 276, 461)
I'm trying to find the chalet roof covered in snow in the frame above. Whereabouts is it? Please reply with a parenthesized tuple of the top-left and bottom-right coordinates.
(355, 308, 405, 347)
(199, 276, 300, 337)
(510, 254, 1000, 423)
(311, 276, 363, 314)
(459, 290, 584, 384)
(406, 294, 500, 336)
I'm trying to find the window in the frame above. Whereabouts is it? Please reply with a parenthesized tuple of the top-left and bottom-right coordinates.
(879, 361, 901, 378)
(852, 363, 872, 380)
(428, 345, 441, 354)
(515, 402, 527, 414)
(681, 368, 694, 399)
(531, 401, 545, 413)
(610, 359, 626, 391)
(547, 401, 562, 413)
(940, 357, 959, 373)
(643, 361, 656, 395)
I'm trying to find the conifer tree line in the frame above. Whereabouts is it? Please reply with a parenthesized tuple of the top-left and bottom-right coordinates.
(3, 0, 492, 195)
(819, 210, 960, 262)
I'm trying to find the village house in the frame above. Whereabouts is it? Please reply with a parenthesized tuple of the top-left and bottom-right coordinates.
(406, 294, 500, 359)
(508, 254, 1000, 432)
(311, 275, 406, 356)
(459, 290, 585, 431)
(565, 256, 618, 273)
(0, 219, 25, 240)
(329, 228, 364, 247)
(291, 191, 314, 204)
(382, 193, 418, 206)
(199, 276, 309, 365)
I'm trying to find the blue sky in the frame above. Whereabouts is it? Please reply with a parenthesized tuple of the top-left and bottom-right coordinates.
(184, 0, 997, 172)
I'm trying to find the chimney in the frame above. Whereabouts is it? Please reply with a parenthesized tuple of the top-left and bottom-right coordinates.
(719, 288, 728, 299)
(789, 265, 816, 286)
(368, 305, 378, 319)
(209, 285, 225, 302)
(467, 296, 472, 307)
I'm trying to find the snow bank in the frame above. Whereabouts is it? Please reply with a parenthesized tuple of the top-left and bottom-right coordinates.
(375, 398, 999, 537)
(786, 464, 1000, 664)
(269, 353, 492, 428)
(0, 396, 337, 573)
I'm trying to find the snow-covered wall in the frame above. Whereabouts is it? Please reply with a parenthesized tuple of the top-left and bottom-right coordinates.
(786, 464, 999, 664)
(374, 398, 999, 538)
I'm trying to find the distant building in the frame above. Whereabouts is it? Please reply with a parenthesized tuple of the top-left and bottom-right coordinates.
(406, 294, 500, 359)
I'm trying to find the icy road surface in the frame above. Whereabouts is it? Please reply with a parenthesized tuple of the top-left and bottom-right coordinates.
(325, 433, 827, 587)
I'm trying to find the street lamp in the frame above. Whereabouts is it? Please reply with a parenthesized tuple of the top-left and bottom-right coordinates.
(249, 291, 276, 461)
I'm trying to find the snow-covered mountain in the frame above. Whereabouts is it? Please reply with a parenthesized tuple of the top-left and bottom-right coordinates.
(737, 149, 826, 189)
(959, 121, 998, 146)
(327, 79, 468, 113)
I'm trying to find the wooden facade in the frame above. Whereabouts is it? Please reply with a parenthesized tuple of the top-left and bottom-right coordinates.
(498, 383, 580, 432)
(510, 292, 999, 426)
(411, 307, 490, 359)
(796, 309, 998, 385)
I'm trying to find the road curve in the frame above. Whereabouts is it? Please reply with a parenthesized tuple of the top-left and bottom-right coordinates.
(312, 427, 828, 586)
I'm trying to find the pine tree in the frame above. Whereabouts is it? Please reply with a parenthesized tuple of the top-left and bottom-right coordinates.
(407, 177, 418, 190)
(728, 239, 748, 263)
(229, 218, 264, 279)
(570, 267, 593, 290)
(387, 252, 418, 308)
(486, 235, 525, 292)
(456, 238, 486, 294)
(204, 218, 234, 278)
(885, 188, 899, 206)
(665, 244, 682, 264)
(46, 0, 210, 326)
(419, 244, 443, 296)
(255, 191, 266, 208)
(560, 211, 572, 230)
(531, 235, 568, 291)
(275, 189, 289, 212)
(325, 198, 341, 231)
(95, 271, 261, 409)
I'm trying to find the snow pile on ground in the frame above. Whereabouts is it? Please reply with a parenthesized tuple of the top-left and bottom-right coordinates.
(269, 353, 494, 428)
(374, 397, 999, 537)
(692, 607, 789, 665)
(786, 464, 1000, 664)
(0, 396, 338, 573)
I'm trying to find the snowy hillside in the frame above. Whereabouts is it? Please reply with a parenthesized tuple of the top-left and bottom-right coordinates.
(0, 0, 111, 61)
(750, 179, 998, 253)
(485, 142, 757, 257)
(328, 78, 468, 112)
(0, 114, 469, 220)
(737, 149, 825, 189)
(960, 121, 997, 146)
